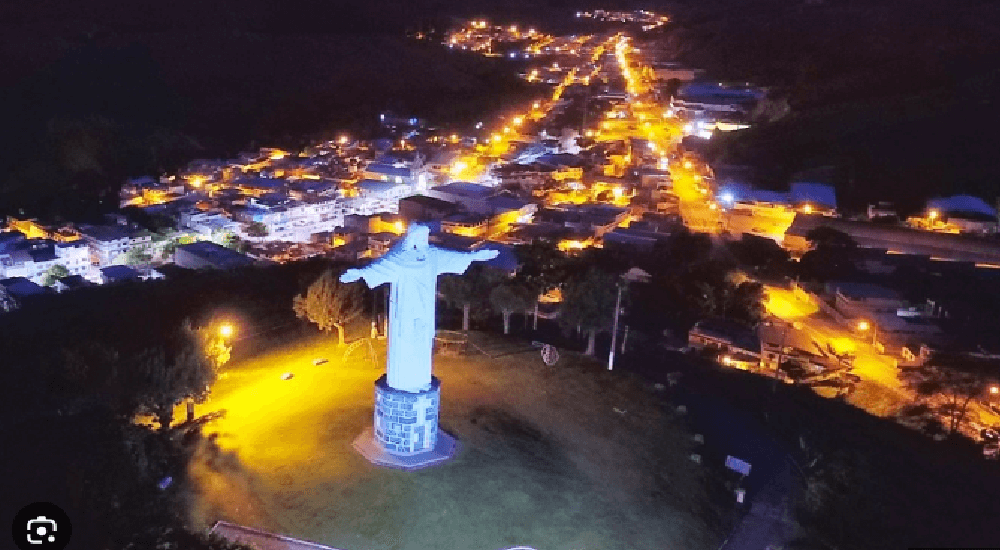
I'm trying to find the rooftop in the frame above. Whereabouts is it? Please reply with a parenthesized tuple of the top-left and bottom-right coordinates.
(100, 265, 142, 280)
(830, 282, 902, 302)
(692, 318, 761, 353)
(358, 179, 405, 194)
(432, 182, 497, 200)
(0, 277, 48, 297)
(364, 163, 412, 178)
(177, 241, 254, 269)
(79, 224, 131, 242)
(789, 182, 837, 209)
(927, 194, 996, 218)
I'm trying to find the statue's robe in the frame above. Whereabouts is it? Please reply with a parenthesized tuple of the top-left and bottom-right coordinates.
(346, 229, 488, 392)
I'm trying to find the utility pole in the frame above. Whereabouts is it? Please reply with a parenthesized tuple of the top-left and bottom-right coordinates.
(608, 281, 624, 371)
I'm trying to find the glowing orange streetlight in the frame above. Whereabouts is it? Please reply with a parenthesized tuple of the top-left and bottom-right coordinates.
(990, 385, 999, 396)
(219, 323, 235, 339)
(802, 204, 813, 214)
(928, 209, 939, 221)
(856, 320, 870, 332)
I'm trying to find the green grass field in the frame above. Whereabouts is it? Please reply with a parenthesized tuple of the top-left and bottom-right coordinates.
(183, 331, 723, 550)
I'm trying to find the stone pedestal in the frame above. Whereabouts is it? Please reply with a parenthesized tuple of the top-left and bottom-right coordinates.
(353, 375, 458, 471)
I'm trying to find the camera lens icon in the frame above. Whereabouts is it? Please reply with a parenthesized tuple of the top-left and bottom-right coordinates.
(13, 503, 71, 550)
(27, 516, 57, 544)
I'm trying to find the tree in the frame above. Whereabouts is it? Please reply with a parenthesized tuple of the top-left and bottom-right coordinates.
(728, 281, 766, 326)
(223, 233, 249, 253)
(293, 270, 364, 345)
(728, 234, 791, 276)
(799, 227, 859, 281)
(198, 329, 232, 372)
(438, 265, 496, 331)
(489, 282, 534, 334)
(514, 240, 572, 328)
(514, 240, 570, 295)
(42, 263, 70, 286)
(904, 364, 989, 436)
(161, 239, 178, 261)
(124, 244, 153, 266)
(244, 221, 268, 238)
(559, 267, 620, 355)
(0, 286, 18, 312)
(128, 325, 216, 432)
(664, 78, 682, 99)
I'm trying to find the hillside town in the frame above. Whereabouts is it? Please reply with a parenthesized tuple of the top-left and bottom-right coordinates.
(7, 5, 1000, 550)
(3, 11, 1000, 448)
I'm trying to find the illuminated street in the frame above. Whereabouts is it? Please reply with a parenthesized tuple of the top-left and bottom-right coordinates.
(762, 285, 911, 415)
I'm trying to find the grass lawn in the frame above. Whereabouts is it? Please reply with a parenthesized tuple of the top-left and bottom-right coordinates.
(183, 331, 723, 550)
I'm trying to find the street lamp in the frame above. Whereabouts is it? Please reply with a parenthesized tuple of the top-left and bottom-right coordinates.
(219, 323, 234, 339)
(608, 280, 624, 371)
(856, 320, 876, 346)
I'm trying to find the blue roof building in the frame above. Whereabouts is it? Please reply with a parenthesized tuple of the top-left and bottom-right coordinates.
(927, 195, 996, 218)
(0, 277, 48, 297)
(790, 182, 837, 211)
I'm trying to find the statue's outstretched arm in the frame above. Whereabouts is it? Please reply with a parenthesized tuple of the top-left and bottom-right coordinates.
(341, 259, 399, 288)
(433, 247, 499, 276)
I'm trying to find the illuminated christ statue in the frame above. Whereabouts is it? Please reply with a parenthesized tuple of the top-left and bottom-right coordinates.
(341, 224, 497, 392)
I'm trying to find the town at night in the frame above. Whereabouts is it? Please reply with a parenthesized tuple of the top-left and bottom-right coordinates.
(3, 1, 1000, 549)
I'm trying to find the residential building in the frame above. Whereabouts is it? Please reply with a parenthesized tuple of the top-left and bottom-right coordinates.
(78, 224, 152, 267)
(175, 242, 254, 270)
(53, 275, 94, 293)
(233, 196, 345, 242)
(688, 319, 761, 361)
(0, 277, 48, 299)
(910, 195, 999, 235)
(428, 182, 499, 213)
(398, 195, 461, 223)
(100, 265, 143, 284)
(650, 61, 704, 83)
(354, 180, 414, 215)
(362, 163, 428, 191)
(671, 82, 764, 118)
(0, 233, 93, 284)
(180, 209, 243, 240)
(441, 213, 491, 239)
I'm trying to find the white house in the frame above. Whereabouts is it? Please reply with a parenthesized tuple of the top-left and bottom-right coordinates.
(353, 180, 414, 215)
(234, 197, 346, 242)
(0, 235, 91, 284)
(78, 225, 152, 267)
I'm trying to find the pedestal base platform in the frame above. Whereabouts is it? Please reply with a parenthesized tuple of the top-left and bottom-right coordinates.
(352, 427, 459, 471)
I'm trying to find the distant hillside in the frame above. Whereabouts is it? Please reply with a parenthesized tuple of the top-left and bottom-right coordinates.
(0, 2, 557, 221)
(654, 0, 1000, 213)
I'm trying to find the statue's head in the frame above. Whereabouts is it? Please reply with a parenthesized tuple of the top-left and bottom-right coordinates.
(398, 224, 430, 262)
